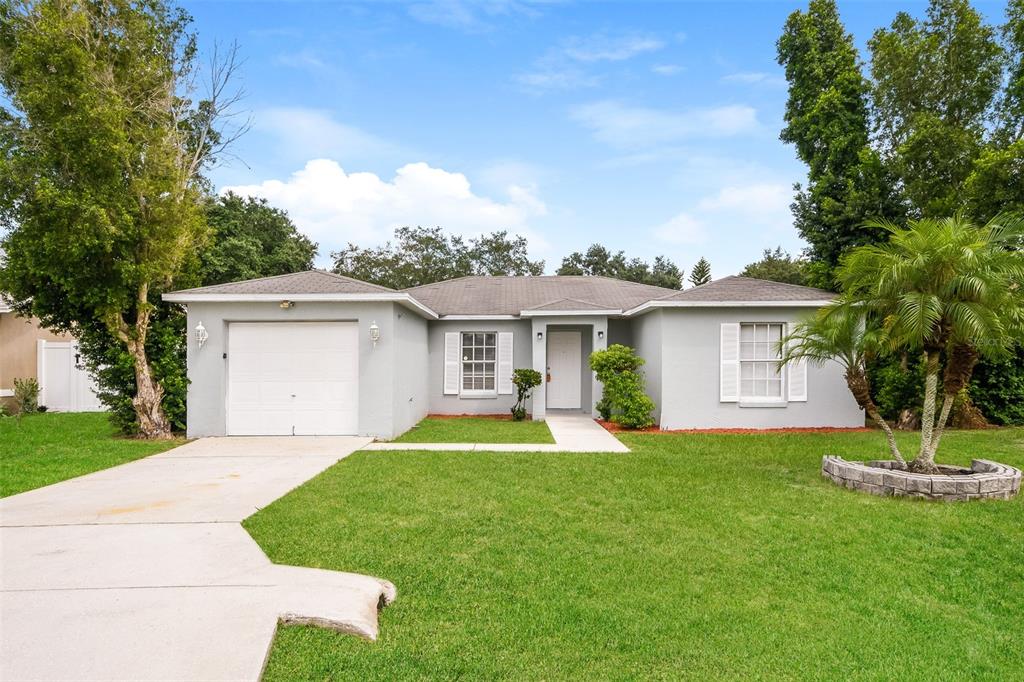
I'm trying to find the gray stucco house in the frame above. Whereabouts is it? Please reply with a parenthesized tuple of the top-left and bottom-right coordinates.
(163, 271, 863, 439)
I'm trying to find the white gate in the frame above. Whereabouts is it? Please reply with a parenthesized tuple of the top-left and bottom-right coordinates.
(37, 340, 104, 412)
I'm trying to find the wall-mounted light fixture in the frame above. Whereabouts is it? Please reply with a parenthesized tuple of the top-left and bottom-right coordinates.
(369, 321, 381, 347)
(279, 300, 294, 309)
(597, 330, 605, 340)
(195, 322, 209, 350)
(536, 331, 544, 341)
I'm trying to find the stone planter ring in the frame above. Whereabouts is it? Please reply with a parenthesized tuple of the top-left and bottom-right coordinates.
(822, 456, 1021, 501)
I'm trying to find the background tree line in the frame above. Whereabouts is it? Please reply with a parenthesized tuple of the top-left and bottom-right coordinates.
(776, 0, 1024, 427)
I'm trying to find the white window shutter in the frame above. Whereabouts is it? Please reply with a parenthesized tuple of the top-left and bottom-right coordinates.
(497, 332, 514, 395)
(787, 338, 807, 402)
(444, 332, 460, 395)
(720, 323, 740, 402)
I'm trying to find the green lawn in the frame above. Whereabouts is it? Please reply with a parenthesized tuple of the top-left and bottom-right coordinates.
(392, 416, 554, 443)
(0, 412, 183, 497)
(245, 428, 1024, 680)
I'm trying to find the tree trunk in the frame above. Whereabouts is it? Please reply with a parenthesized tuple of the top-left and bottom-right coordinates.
(925, 344, 981, 462)
(108, 284, 172, 440)
(846, 368, 904, 465)
(909, 351, 941, 473)
(952, 391, 988, 430)
(126, 337, 172, 439)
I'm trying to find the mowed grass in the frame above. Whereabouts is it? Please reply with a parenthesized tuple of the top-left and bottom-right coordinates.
(392, 416, 554, 443)
(245, 428, 1024, 680)
(0, 412, 183, 497)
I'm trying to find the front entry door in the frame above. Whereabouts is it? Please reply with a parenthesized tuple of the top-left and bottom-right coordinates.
(547, 331, 582, 409)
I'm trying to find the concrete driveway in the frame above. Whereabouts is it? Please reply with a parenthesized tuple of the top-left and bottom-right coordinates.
(0, 437, 394, 681)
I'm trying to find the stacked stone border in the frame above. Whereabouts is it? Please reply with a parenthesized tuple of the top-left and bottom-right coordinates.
(822, 456, 1021, 501)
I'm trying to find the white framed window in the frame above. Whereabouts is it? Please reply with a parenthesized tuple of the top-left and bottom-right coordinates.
(739, 322, 785, 401)
(461, 332, 497, 395)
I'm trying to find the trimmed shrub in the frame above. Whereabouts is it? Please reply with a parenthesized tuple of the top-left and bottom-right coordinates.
(511, 368, 542, 421)
(589, 344, 655, 429)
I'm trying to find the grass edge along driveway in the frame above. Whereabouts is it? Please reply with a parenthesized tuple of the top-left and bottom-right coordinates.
(0, 412, 183, 497)
(246, 427, 1024, 680)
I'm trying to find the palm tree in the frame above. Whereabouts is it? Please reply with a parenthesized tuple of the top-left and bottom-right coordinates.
(781, 302, 905, 465)
(838, 213, 1024, 472)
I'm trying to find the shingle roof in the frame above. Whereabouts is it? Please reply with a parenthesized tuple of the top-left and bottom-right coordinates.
(523, 298, 614, 312)
(654, 276, 835, 303)
(404, 276, 679, 316)
(167, 270, 396, 296)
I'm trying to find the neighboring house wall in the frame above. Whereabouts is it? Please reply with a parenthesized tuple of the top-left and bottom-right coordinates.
(658, 307, 863, 429)
(426, 319, 532, 415)
(630, 310, 663, 424)
(183, 300, 422, 439)
(0, 312, 71, 407)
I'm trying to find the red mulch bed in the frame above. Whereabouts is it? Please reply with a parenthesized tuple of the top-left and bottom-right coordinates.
(595, 420, 873, 435)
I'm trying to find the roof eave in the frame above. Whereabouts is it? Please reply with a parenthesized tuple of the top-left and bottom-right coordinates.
(519, 309, 622, 317)
(160, 292, 439, 319)
(623, 299, 834, 316)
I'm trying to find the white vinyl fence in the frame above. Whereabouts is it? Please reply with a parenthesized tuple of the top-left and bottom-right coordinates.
(37, 340, 104, 412)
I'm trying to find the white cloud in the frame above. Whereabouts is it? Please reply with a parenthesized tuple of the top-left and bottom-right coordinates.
(407, 0, 536, 32)
(721, 71, 786, 88)
(221, 159, 548, 258)
(570, 100, 759, 149)
(274, 49, 326, 70)
(516, 31, 664, 92)
(253, 107, 404, 165)
(653, 183, 791, 249)
(653, 213, 707, 245)
(651, 64, 683, 76)
(515, 67, 599, 91)
(561, 32, 664, 63)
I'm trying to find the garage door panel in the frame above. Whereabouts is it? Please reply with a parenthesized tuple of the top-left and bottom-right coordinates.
(227, 322, 359, 436)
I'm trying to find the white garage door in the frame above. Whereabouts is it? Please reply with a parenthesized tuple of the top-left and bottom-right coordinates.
(227, 322, 359, 436)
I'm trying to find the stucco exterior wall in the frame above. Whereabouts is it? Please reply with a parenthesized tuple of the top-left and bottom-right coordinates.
(426, 319, 533, 415)
(393, 308, 429, 435)
(0, 312, 70, 405)
(629, 310, 663, 423)
(183, 300, 424, 439)
(657, 307, 863, 429)
(607, 318, 632, 347)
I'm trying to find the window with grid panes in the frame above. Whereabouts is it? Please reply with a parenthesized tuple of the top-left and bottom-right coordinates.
(461, 332, 497, 394)
(739, 323, 785, 400)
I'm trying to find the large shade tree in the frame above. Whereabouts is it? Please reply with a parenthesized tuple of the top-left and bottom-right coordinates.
(0, 0, 243, 437)
(333, 226, 544, 290)
(777, 0, 905, 287)
(839, 214, 1024, 471)
(557, 244, 683, 290)
(77, 193, 317, 434)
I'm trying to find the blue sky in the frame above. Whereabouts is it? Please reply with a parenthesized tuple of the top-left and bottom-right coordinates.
(186, 0, 1009, 279)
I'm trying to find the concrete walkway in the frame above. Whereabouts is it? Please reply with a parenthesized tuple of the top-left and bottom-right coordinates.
(0, 437, 394, 681)
(363, 413, 629, 453)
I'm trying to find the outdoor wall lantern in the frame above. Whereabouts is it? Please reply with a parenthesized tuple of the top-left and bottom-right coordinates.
(195, 322, 209, 350)
(369, 321, 381, 347)
(536, 331, 544, 341)
(597, 330, 605, 340)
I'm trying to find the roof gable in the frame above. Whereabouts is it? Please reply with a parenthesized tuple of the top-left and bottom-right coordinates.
(654, 276, 835, 303)
(405, 276, 679, 316)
